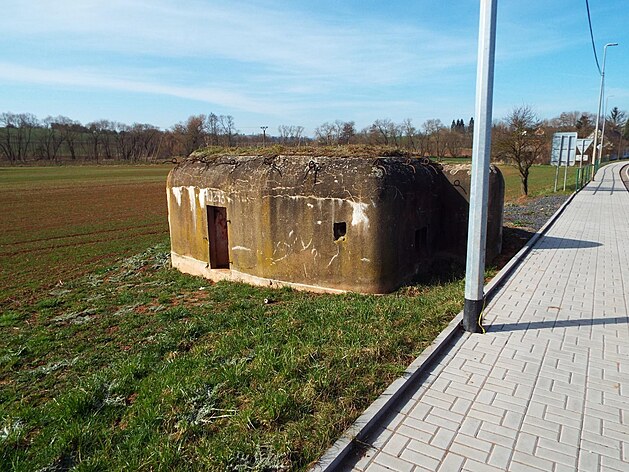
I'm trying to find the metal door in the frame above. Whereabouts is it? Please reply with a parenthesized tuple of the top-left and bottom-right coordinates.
(207, 206, 229, 269)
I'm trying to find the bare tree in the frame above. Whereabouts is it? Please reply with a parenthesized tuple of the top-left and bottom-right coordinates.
(415, 131, 430, 157)
(0, 113, 39, 164)
(52, 117, 83, 160)
(401, 118, 416, 150)
(0, 111, 172, 162)
(171, 115, 206, 156)
(133, 124, 161, 160)
(293, 125, 305, 146)
(204, 113, 219, 146)
(90, 120, 115, 159)
(218, 115, 236, 147)
(37, 116, 66, 161)
(369, 119, 400, 145)
(444, 130, 464, 158)
(84, 121, 113, 162)
(112, 122, 133, 160)
(315, 121, 340, 145)
(277, 125, 290, 144)
(422, 119, 445, 159)
(278, 125, 305, 146)
(549, 111, 581, 130)
(494, 106, 547, 196)
(422, 119, 444, 136)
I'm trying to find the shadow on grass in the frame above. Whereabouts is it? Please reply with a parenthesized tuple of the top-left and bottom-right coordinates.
(407, 224, 540, 290)
(409, 257, 466, 286)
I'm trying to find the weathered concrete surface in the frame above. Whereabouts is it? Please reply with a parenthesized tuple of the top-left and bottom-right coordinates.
(167, 155, 504, 294)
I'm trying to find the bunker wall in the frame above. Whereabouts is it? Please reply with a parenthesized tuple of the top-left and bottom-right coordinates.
(167, 156, 504, 294)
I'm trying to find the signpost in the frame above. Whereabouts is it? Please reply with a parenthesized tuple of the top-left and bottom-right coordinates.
(551, 132, 577, 192)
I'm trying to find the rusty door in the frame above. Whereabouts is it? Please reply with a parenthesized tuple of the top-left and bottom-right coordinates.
(207, 206, 229, 269)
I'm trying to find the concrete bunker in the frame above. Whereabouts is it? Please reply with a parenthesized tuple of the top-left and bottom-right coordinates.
(167, 154, 504, 294)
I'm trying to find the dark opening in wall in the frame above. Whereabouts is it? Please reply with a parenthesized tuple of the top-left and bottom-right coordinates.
(415, 227, 427, 253)
(334, 222, 347, 241)
(207, 205, 230, 269)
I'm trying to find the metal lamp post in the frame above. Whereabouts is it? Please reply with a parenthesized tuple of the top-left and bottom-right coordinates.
(600, 95, 614, 164)
(592, 43, 618, 178)
(463, 0, 498, 333)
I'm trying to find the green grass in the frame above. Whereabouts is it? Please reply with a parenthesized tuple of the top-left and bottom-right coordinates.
(0, 165, 172, 189)
(498, 164, 580, 201)
(0, 244, 464, 471)
(437, 158, 582, 202)
(0, 164, 467, 471)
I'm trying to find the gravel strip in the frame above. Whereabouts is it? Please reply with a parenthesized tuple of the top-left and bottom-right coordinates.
(503, 194, 570, 232)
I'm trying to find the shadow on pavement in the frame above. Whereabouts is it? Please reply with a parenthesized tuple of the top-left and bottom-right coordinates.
(488, 316, 629, 332)
(534, 235, 601, 249)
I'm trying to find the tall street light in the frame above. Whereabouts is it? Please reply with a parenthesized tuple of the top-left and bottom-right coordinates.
(592, 42, 618, 177)
(600, 95, 614, 164)
(463, 0, 497, 333)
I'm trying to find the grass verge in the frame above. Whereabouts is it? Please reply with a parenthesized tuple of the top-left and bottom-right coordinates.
(0, 244, 465, 471)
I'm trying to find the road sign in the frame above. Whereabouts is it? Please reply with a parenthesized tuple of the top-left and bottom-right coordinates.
(576, 138, 594, 162)
(551, 132, 577, 166)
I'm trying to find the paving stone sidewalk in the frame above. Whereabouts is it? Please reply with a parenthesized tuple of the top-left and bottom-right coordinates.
(340, 162, 629, 472)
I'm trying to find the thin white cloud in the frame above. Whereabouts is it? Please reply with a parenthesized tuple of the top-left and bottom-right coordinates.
(1, 0, 575, 99)
(0, 62, 285, 114)
(2, 0, 477, 85)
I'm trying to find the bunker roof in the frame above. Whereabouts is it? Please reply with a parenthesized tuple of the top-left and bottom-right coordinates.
(168, 149, 443, 200)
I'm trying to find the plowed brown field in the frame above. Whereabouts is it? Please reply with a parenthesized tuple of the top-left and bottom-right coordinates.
(0, 165, 173, 305)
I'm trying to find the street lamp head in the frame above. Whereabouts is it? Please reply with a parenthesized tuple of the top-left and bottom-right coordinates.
(605, 42, 619, 48)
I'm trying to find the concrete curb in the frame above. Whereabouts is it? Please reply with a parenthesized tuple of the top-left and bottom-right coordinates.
(310, 189, 579, 472)
(621, 163, 629, 191)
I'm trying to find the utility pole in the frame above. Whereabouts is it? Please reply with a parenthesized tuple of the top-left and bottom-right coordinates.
(463, 0, 497, 333)
(260, 126, 268, 147)
(600, 96, 610, 165)
(592, 43, 618, 179)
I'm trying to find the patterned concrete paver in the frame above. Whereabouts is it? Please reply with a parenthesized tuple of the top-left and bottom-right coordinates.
(340, 163, 629, 472)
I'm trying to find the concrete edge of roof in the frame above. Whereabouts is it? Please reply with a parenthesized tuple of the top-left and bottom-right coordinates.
(310, 186, 581, 472)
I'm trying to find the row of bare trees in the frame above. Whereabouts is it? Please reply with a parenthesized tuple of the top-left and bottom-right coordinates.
(0, 113, 167, 164)
(2, 107, 626, 174)
(0, 112, 246, 164)
(313, 117, 475, 158)
(310, 107, 627, 196)
(0, 111, 324, 164)
(311, 108, 626, 196)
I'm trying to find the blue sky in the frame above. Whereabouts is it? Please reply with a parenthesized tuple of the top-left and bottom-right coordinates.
(0, 0, 627, 136)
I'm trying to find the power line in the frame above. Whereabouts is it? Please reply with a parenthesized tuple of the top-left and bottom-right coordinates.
(585, 0, 602, 75)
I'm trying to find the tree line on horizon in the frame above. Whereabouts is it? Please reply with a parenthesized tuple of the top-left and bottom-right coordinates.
(0, 113, 240, 165)
(0, 108, 627, 170)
